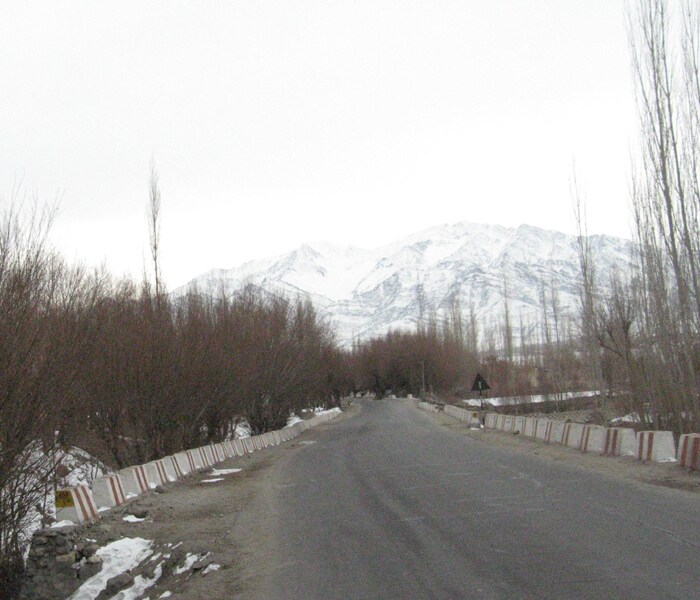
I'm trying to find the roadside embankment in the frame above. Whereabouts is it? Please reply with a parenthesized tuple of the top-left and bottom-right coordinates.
(21, 409, 345, 600)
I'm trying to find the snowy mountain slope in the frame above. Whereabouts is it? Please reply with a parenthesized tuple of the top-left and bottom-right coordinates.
(175, 222, 633, 348)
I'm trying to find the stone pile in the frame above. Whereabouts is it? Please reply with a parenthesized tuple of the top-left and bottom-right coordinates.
(21, 526, 102, 600)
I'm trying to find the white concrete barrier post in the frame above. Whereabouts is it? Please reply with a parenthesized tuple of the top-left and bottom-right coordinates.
(198, 447, 213, 468)
(119, 465, 150, 497)
(562, 423, 584, 449)
(233, 439, 246, 456)
(535, 419, 549, 441)
(55, 485, 99, 524)
(678, 433, 700, 470)
(580, 425, 606, 453)
(636, 430, 677, 462)
(603, 427, 637, 457)
(513, 416, 526, 434)
(186, 449, 203, 471)
(544, 421, 565, 444)
(143, 460, 169, 487)
(163, 455, 183, 481)
(92, 475, 127, 509)
(172, 452, 193, 477)
(523, 418, 537, 438)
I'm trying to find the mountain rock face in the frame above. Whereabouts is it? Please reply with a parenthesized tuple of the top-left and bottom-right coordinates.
(175, 222, 633, 348)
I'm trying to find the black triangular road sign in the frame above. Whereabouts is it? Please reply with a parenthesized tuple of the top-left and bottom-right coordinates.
(471, 373, 490, 392)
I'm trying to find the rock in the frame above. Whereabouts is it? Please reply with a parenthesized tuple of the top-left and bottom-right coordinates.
(104, 573, 134, 597)
(56, 537, 72, 554)
(55, 551, 76, 564)
(33, 536, 48, 546)
(192, 557, 214, 571)
(83, 543, 100, 558)
(86, 554, 103, 565)
(129, 508, 149, 519)
(154, 485, 165, 494)
(79, 558, 102, 579)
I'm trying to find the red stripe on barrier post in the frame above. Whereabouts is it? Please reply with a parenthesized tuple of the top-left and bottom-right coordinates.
(691, 437, 700, 471)
(108, 477, 124, 506)
(646, 432, 655, 462)
(75, 487, 98, 521)
(157, 461, 167, 483)
(582, 427, 591, 453)
(680, 436, 690, 466)
(638, 432, 644, 460)
(186, 451, 196, 472)
(172, 456, 183, 478)
(135, 466, 148, 491)
(611, 429, 619, 455)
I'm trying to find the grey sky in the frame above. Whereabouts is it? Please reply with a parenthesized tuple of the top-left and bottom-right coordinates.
(1, 1, 637, 289)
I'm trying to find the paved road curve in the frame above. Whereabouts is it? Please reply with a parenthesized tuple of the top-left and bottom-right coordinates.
(258, 400, 700, 599)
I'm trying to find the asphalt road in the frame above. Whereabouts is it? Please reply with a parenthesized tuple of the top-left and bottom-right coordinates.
(258, 399, 700, 600)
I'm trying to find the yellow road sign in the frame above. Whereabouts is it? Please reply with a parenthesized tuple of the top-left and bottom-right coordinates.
(55, 490, 74, 508)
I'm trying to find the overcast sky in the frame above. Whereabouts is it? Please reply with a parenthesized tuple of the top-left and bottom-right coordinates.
(1, 1, 638, 289)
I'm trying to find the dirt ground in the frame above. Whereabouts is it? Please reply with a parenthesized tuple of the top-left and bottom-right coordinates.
(72, 401, 698, 599)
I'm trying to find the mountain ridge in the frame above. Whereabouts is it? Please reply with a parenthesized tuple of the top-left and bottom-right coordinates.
(174, 221, 633, 348)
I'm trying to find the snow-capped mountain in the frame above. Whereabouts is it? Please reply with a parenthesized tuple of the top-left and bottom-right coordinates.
(175, 222, 633, 348)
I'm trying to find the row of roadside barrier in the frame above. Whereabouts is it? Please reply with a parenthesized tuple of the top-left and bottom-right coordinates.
(419, 401, 700, 472)
(418, 401, 482, 428)
(443, 404, 482, 427)
(481, 411, 699, 469)
(55, 410, 341, 525)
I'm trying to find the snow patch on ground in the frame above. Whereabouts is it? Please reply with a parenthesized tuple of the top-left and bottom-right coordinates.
(115, 562, 163, 599)
(233, 421, 252, 438)
(202, 563, 221, 575)
(68, 537, 153, 600)
(202, 478, 224, 483)
(460, 390, 598, 408)
(611, 412, 642, 424)
(211, 468, 241, 476)
(122, 515, 146, 523)
(173, 552, 208, 575)
(51, 520, 75, 528)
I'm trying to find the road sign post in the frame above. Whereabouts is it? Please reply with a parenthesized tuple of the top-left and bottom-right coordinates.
(471, 373, 491, 411)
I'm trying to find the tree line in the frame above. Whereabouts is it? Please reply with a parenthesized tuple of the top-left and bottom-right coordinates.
(0, 191, 349, 593)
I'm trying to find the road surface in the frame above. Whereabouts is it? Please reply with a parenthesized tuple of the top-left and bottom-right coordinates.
(251, 399, 700, 600)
